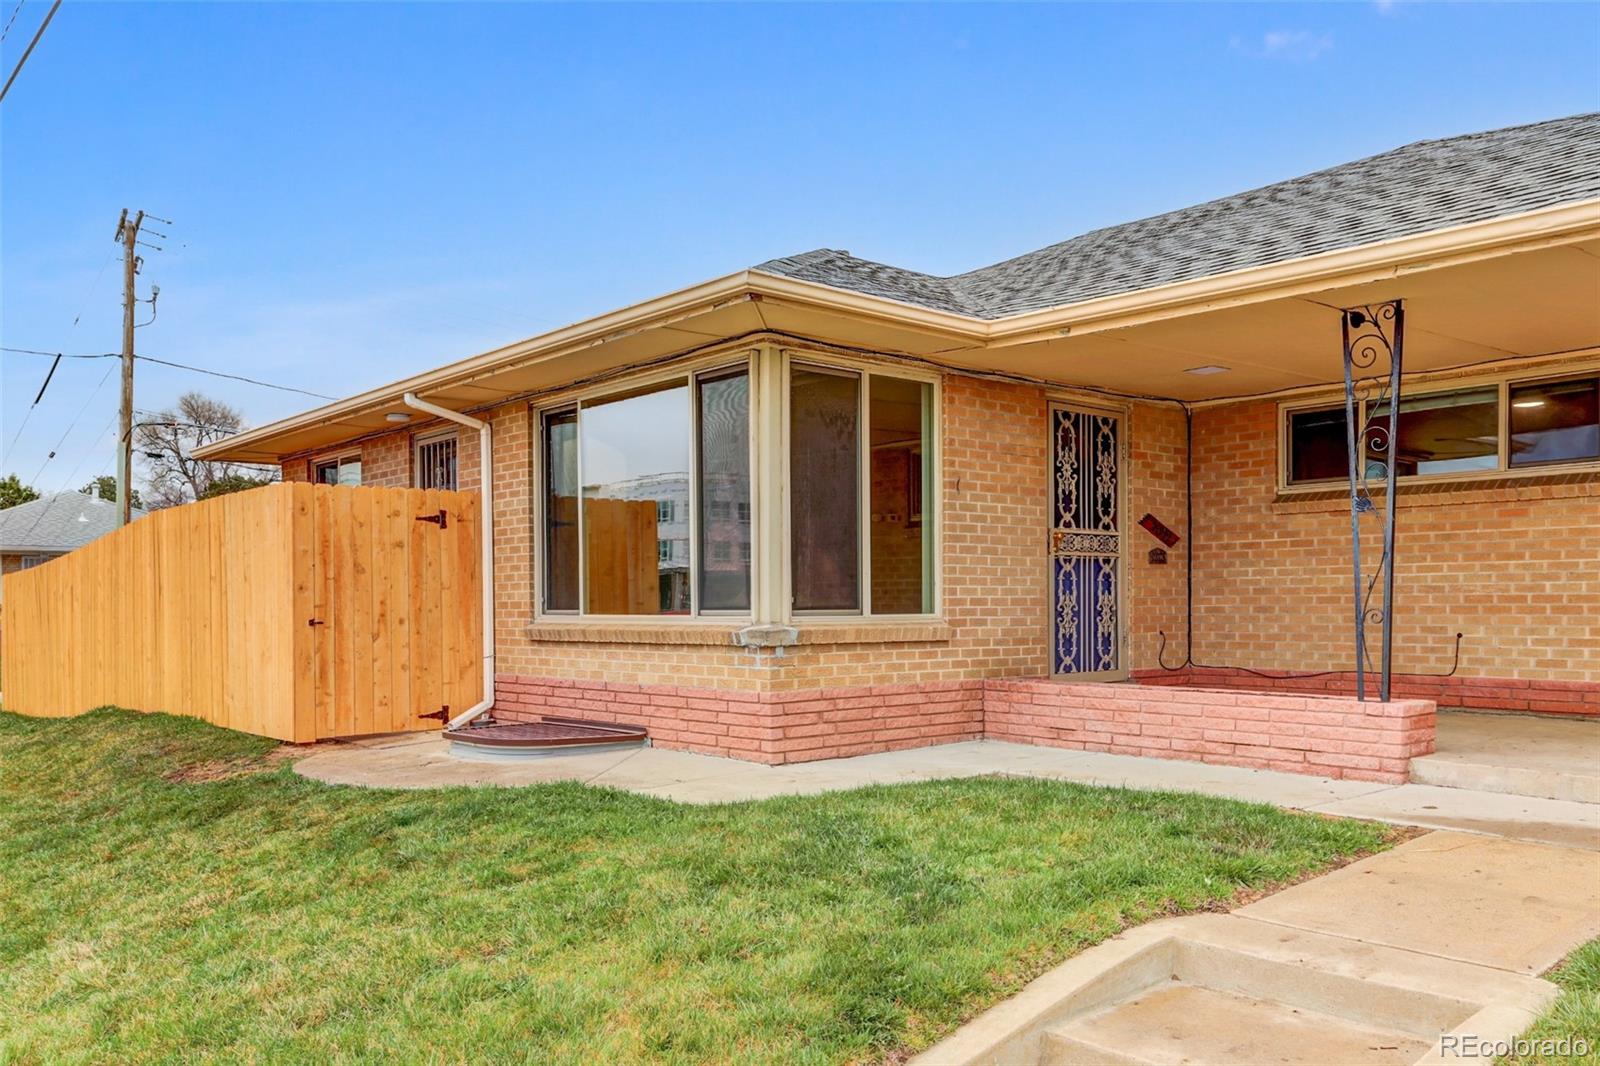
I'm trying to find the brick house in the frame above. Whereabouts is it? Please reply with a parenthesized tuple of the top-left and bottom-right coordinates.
(198, 114, 1600, 783)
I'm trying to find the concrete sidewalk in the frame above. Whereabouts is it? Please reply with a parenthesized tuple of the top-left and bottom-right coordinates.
(295, 736, 1600, 849)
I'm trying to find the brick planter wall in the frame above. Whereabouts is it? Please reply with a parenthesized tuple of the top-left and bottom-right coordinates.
(1131, 667, 1599, 718)
(494, 673, 1434, 781)
(985, 680, 1435, 782)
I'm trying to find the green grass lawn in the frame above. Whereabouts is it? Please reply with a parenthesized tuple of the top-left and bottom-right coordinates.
(1, 709, 1396, 1065)
(1503, 938, 1600, 1066)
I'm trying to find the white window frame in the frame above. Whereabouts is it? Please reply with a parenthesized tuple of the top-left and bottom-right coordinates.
(19, 554, 49, 570)
(1278, 364, 1600, 493)
(533, 351, 758, 621)
(779, 348, 942, 623)
(414, 429, 459, 491)
(313, 452, 362, 486)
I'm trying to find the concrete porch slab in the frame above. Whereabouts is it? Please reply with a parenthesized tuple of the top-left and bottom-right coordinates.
(1237, 832, 1600, 974)
(1409, 710, 1600, 803)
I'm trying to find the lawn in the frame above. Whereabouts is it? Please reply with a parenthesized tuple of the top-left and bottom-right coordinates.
(0, 709, 1396, 1064)
(1504, 938, 1600, 1066)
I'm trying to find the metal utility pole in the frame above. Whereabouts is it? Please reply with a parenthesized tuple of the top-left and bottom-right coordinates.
(115, 209, 144, 526)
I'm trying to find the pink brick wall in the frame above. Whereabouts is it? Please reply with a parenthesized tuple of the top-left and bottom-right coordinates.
(986, 679, 1435, 783)
(494, 672, 1432, 781)
(494, 675, 985, 765)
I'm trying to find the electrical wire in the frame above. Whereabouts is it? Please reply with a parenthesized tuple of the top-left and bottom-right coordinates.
(3, 346, 335, 398)
(0, 0, 61, 104)
(0, 0, 25, 42)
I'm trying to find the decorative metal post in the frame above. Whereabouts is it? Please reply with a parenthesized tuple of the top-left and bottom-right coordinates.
(1339, 300, 1404, 701)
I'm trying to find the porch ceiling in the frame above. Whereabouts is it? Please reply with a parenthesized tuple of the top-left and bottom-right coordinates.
(936, 239, 1600, 401)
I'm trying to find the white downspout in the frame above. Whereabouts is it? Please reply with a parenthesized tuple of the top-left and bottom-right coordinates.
(403, 392, 495, 731)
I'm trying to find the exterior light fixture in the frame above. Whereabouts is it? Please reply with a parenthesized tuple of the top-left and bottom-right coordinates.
(1184, 365, 1230, 375)
(386, 412, 413, 423)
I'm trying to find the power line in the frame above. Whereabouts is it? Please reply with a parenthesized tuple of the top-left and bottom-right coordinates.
(131, 355, 335, 399)
(3, 346, 335, 398)
(1, 0, 26, 42)
(0, 0, 61, 104)
(27, 362, 116, 483)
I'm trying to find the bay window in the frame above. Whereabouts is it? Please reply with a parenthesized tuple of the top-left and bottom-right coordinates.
(537, 350, 936, 621)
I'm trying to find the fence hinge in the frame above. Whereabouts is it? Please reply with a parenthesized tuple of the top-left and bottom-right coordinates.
(418, 706, 449, 723)
(415, 509, 448, 530)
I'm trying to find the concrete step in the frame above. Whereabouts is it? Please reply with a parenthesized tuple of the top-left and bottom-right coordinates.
(1408, 751, 1600, 804)
(910, 909, 1557, 1066)
(1041, 981, 1430, 1065)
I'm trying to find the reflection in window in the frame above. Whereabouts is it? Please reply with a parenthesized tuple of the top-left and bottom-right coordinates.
(868, 375, 933, 614)
(1371, 388, 1498, 477)
(698, 369, 752, 611)
(581, 383, 691, 615)
(1510, 377, 1600, 467)
(790, 367, 861, 612)
(1286, 407, 1349, 485)
(543, 410, 579, 611)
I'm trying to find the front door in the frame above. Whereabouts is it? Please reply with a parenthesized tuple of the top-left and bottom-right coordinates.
(1049, 403, 1125, 678)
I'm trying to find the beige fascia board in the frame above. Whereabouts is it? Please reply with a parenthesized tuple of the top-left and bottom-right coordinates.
(199, 198, 1600, 462)
(193, 271, 764, 460)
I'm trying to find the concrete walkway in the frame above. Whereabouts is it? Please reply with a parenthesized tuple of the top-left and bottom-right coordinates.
(915, 831, 1600, 1064)
(295, 735, 1600, 850)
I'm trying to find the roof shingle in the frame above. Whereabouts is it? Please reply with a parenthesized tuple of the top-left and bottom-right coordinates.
(0, 492, 147, 554)
(755, 113, 1600, 319)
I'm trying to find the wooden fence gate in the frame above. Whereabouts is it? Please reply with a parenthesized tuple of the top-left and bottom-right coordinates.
(0, 482, 482, 742)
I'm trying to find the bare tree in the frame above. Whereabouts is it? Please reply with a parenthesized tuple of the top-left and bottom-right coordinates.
(136, 392, 278, 508)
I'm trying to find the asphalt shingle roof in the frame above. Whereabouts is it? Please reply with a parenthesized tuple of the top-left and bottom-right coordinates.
(755, 113, 1600, 319)
(0, 492, 147, 554)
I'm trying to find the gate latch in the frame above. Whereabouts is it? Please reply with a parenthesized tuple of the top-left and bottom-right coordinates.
(418, 706, 449, 723)
(415, 509, 448, 530)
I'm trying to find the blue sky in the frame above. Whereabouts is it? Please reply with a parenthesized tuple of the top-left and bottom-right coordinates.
(3, 1, 1597, 490)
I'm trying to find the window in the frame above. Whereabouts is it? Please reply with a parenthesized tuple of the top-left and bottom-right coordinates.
(415, 432, 458, 490)
(698, 368, 752, 612)
(1372, 388, 1498, 477)
(541, 363, 751, 616)
(1510, 375, 1600, 467)
(1284, 371, 1600, 488)
(20, 554, 48, 570)
(789, 364, 934, 615)
(313, 454, 362, 486)
(543, 410, 579, 611)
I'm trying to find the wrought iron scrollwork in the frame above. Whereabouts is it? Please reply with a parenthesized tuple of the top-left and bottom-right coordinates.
(1340, 300, 1404, 701)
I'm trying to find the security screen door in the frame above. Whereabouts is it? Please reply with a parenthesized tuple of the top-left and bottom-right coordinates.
(1049, 403, 1125, 679)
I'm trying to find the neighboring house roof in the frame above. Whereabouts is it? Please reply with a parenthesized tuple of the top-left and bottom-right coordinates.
(755, 112, 1600, 319)
(0, 492, 147, 555)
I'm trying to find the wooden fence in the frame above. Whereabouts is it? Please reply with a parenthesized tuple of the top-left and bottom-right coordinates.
(0, 482, 482, 742)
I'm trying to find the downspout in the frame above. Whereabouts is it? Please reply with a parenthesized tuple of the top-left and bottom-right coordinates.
(402, 392, 495, 731)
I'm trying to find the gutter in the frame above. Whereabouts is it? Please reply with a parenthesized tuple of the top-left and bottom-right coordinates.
(402, 392, 496, 731)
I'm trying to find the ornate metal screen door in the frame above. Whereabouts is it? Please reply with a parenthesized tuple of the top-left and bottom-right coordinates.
(1049, 404, 1124, 678)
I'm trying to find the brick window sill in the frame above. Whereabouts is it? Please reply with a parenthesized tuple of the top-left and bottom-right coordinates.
(1274, 466, 1600, 510)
